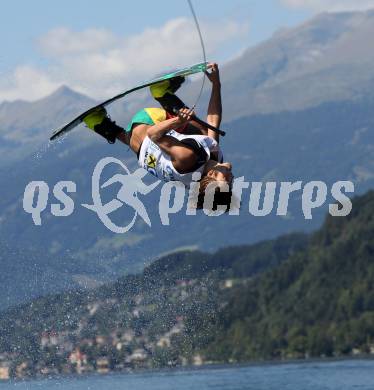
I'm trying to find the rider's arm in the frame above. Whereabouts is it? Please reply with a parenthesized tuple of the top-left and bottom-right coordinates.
(147, 116, 181, 142)
(206, 63, 222, 142)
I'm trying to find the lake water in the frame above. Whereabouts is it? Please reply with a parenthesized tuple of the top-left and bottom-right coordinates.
(1, 359, 373, 390)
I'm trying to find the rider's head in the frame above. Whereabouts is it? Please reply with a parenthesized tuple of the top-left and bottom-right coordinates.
(197, 162, 234, 211)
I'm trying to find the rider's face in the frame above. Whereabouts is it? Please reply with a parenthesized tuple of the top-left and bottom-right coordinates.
(207, 162, 233, 185)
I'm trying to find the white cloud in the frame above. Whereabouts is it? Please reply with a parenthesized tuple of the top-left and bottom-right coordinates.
(0, 66, 61, 102)
(0, 18, 248, 102)
(281, 0, 374, 12)
(38, 28, 118, 57)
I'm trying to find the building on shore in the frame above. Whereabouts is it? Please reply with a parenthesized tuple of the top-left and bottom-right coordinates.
(0, 365, 10, 381)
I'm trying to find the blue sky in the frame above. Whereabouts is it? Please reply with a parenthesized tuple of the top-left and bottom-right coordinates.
(1, 0, 372, 102)
(1, 1, 310, 69)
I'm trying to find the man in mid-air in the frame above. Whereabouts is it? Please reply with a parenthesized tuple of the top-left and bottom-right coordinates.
(84, 63, 233, 209)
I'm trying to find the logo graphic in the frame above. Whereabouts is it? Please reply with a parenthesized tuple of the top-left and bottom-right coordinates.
(82, 157, 160, 233)
(146, 154, 157, 169)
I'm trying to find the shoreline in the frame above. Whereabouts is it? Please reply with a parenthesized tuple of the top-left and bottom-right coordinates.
(4, 355, 374, 385)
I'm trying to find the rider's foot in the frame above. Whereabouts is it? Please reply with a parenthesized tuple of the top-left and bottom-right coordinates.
(83, 107, 108, 130)
(150, 76, 185, 98)
(83, 107, 123, 144)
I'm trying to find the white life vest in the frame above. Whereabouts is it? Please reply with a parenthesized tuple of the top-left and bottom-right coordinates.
(138, 130, 223, 186)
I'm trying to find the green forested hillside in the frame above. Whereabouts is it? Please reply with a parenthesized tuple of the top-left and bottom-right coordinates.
(205, 191, 374, 361)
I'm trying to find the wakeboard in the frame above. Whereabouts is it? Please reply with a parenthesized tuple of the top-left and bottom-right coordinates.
(50, 62, 209, 141)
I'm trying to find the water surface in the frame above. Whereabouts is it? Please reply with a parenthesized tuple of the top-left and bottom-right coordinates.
(1, 359, 373, 390)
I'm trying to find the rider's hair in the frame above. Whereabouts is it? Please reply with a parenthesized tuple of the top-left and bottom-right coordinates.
(197, 176, 233, 211)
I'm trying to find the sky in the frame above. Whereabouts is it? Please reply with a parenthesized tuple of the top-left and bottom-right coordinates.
(1, 0, 374, 102)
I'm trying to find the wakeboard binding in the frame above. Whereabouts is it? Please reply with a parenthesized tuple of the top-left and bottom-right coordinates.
(83, 107, 123, 144)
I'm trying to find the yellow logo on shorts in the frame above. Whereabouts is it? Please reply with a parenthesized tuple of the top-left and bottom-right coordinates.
(147, 154, 157, 169)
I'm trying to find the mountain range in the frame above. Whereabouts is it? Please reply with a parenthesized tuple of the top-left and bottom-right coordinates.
(1, 10, 374, 308)
(220, 10, 374, 120)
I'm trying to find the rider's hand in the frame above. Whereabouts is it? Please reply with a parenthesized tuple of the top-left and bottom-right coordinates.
(176, 107, 194, 125)
(205, 63, 221, 86)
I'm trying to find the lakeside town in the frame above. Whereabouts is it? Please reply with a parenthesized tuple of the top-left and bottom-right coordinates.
(0, 277, 234, 380)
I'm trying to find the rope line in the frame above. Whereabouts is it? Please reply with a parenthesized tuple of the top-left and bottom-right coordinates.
(186, 0, 207, 111)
